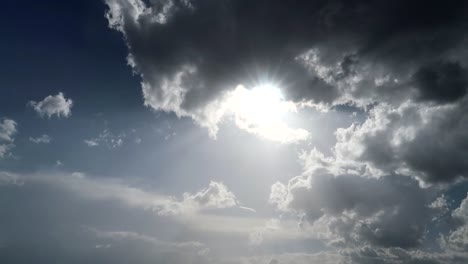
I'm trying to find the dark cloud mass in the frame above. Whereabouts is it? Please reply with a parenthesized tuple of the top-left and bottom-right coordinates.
(413, 61, 468, 103)
(271, 173, 434, 249)
(106, 0, 468, 107)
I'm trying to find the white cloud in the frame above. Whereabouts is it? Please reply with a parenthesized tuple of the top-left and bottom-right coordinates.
(0, 118, 17, 158)
(28, 92, 73, 118)
(84, 139, 99, 147)
(182, 181, 238, 210)
(29, 134, 52, 144)
(0, 118, 17, 142)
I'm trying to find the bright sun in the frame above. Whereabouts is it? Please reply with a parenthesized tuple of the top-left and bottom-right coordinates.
(224, 83, 309, 143)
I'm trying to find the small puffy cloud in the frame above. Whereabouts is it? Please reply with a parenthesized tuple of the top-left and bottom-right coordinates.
(0, 118, 17, 142)
(28, 92, 73, 118)
(182, 181, 238, 210)
(84, 139, 99, 147)
(0, 118, 17, 158)
(29, 134, 52, 144)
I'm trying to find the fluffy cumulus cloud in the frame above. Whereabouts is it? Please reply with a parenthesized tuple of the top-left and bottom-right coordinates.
(0, 118, 17, 158)
(28, 92, 73, 118)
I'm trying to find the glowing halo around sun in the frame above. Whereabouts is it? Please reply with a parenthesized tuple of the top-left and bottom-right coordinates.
(221, 83, 309, 143)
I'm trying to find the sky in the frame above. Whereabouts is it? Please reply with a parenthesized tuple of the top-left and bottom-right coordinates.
(1, 0, 468, 263)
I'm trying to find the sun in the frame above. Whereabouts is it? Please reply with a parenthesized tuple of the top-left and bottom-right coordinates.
(237, 84, 288, 122)
(223, 83, 309, 143)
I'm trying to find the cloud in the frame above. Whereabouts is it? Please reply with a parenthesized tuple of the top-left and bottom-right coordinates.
(333, 100, 468, 184)
(441, 192, 468, 254)
(0, 119, 17, 142)
(84, 128, 142, 148)
(267, 143, 468, 263)
(91, 228, 207, 252)
(83, 139, 99, 147)
(0, 118, 17, 158)
(29, 134, 52, 144)
(84, 129, 125, 148)
(270, 172, 435, 249)
(106, 0, 351, 140)
(2, 172, 240, 217)
(413, 61, 468, 103)
(105, 0, 468, 108)
(339, 246, 447, 264)
(266, 153, 468, 264)
(182, 181, 238, 210)
(0, 172, 23, 186)
(28, 92, 73, 118)
(103, 0, 468, 149)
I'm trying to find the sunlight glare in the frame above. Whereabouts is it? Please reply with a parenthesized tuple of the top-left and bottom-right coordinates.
(224, 83, 309, 143)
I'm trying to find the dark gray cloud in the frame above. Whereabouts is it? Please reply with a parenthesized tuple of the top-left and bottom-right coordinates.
(413, 61, 468, 103)
(271, 173, 435, 249)
(106, 0, 468, 109)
